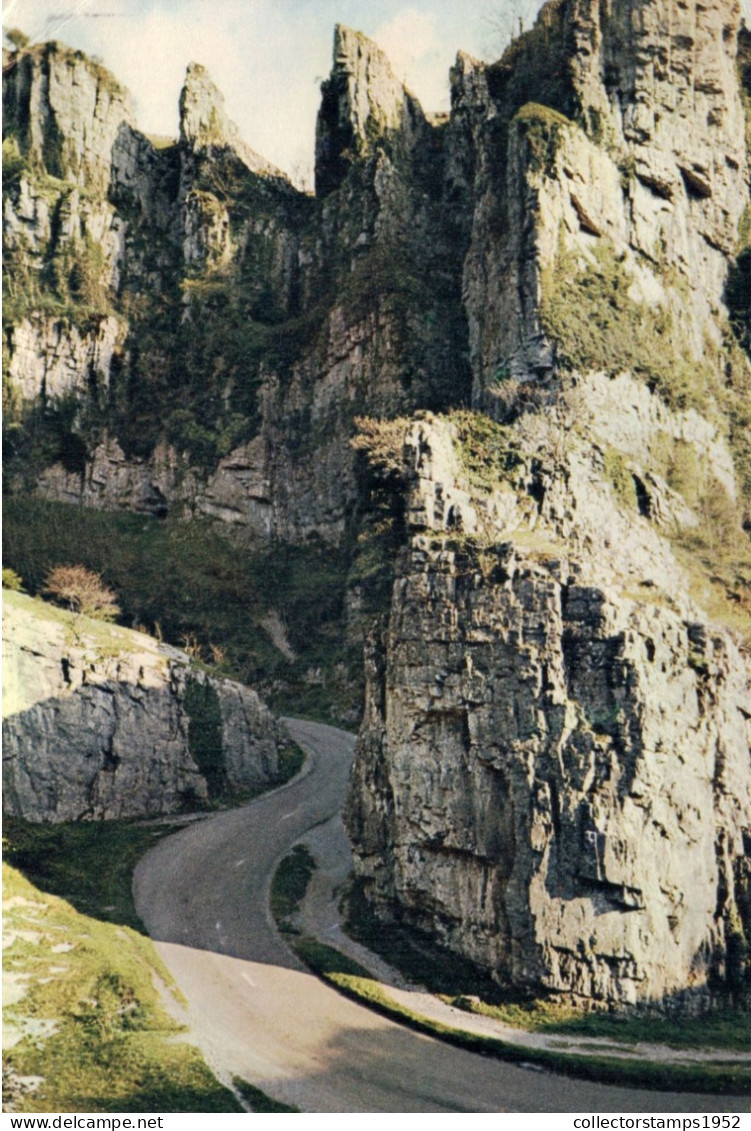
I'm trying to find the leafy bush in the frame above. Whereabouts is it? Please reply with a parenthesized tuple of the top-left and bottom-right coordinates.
(43, 564, 120, 621)
(2, 567, 25, 591)
(350, 415, 409, 478)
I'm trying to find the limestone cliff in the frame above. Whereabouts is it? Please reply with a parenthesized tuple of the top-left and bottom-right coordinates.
(450, 0, 748, 401)
(2, 592, 282, 822)
(343, 0, 751, 1012)
(346, 414, 751, 1010)
(3, 27, 467, 545)
(3, 4, 751, 1011)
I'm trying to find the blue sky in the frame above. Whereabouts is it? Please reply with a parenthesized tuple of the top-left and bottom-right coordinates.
(4, 0, 750, 186)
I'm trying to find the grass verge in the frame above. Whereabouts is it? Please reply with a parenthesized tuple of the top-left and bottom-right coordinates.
(3, 863, 243, 1113)
(232, 1078, 300, 1113)
(452, 997, 751, 1053)
(345, 883, 751, 1054)
(3, 817, 184, 932)
(269, 854, 751, 1097)
(3, 739, 308, 1112)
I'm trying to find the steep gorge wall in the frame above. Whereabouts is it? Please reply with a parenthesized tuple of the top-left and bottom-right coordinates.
(4, 3, 751, 1010)
(345, 0, 751, 1012)
(347, 409, 751, 1010)
(3, 28, 469, 545)
(451, 0, 748, 399)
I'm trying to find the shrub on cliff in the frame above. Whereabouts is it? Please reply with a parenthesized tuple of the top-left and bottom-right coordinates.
(43, 564, 120, 622)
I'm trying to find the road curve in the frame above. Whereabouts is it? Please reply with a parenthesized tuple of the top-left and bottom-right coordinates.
(133, 719, 746, 1114)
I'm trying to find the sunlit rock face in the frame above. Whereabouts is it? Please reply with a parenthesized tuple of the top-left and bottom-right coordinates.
(345, 0, 751, 1013)
(3, 596, 281, 822)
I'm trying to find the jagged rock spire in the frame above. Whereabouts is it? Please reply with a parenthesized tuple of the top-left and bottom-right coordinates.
(178, 61, 283, 178)
(315, 24, 427, 196)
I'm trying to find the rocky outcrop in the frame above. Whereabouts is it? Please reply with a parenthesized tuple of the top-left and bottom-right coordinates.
(344, 0, 751, 1013)
(452, 0, 748, 397)
(179, 61, 283, 180)
(2, 41, 134, 194)
(346, 413, 751, 1010)
(315, 25, 430, 196)
(6, 315, 123, 405)
(2, 593, 282, 822)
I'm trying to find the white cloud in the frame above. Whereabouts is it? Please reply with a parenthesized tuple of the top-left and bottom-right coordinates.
(372, 8, 439, 76)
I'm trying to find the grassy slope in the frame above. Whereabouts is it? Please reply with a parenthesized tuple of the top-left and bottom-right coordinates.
(3, 802, 306, 1112)
(3, 863, 244, 1113)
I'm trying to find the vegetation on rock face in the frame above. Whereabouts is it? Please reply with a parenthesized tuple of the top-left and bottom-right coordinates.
(3, 498, 362, 722)
(487, 1, 579, 126)
(43, 563, 121, 622)
(540, 240, 713, 410)
(513, 101, 574, 175)
(449, 410, 523, 494)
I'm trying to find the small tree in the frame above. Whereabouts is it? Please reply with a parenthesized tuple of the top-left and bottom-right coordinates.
(44, 564, 120, 622)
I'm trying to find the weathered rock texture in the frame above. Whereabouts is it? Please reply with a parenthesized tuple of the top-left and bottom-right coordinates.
(450, 0, 749, 397)
(344, 0, 751, 1013)
(4, 3, 751, 1011)
(3, 28, 467, 544)
(347, 408, 751, 1010)
(2, 593, 281, 822)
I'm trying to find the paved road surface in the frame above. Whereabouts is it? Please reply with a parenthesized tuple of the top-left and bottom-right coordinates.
(133, 719, 748, 1114)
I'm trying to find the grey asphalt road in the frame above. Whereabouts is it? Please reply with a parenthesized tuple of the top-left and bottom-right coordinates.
(133, 718, 749, 1114)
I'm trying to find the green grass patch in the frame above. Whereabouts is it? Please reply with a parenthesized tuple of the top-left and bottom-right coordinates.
(269, 850, 372, 977)
(448, 410, 523, 495)
(292, 936, 371, 980)
(3, 817, 185, 933)
(232, 1078, 300, 1113)
(540, 240, 716, 413)
(3, 864, 243, 1113)
(322, 974, 751, 1096)
(267, 858, 750, 1095)
(454, 996, 751, 1053)
(3, 588, 148, 660)
(269, 844, 315, 929)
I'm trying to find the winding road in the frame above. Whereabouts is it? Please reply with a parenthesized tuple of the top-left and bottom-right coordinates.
(133, 719, 748, 1114)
